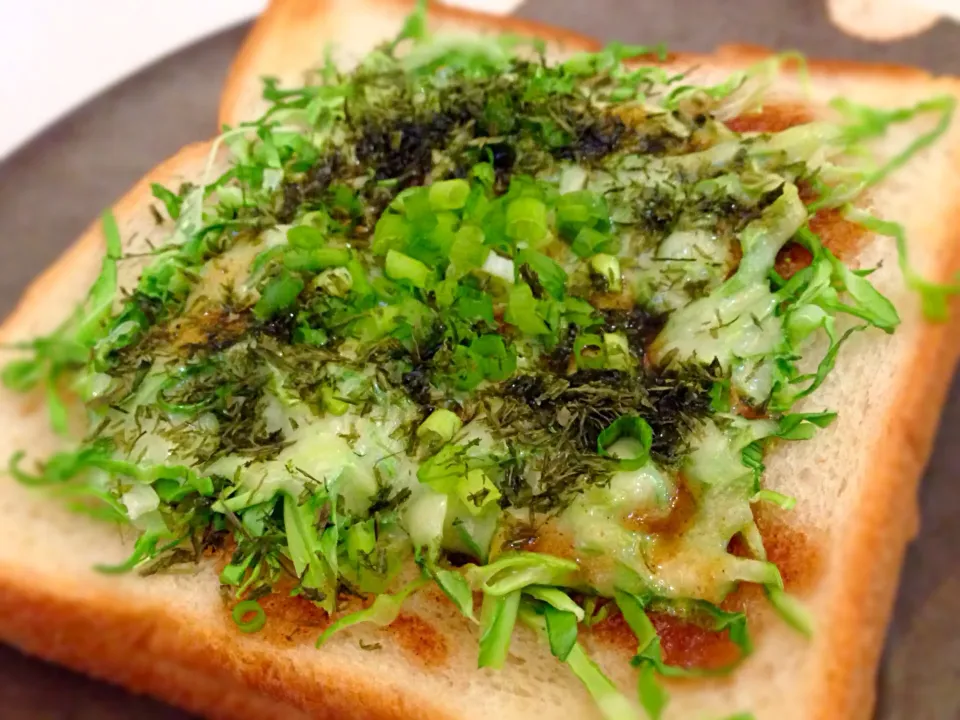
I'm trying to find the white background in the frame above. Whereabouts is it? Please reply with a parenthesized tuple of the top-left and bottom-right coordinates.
(0, 0, 524, 161)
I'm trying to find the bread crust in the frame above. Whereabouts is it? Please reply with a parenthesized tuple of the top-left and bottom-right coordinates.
(2, 1, 960, 719)
(218, 1, 946, 132)
(0, 566, 452, 720)
(218, 0, 603, 130)
(0, 142, 210, 345)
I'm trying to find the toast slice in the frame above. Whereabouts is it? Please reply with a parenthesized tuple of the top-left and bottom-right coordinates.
(2, 1, 960, 719)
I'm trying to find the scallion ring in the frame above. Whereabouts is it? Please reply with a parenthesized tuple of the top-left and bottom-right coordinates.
(597, 415, 653, 470)
(232, 600, 267, 634)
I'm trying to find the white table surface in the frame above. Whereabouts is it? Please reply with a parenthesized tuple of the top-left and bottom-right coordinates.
(0, 0, 524, 161)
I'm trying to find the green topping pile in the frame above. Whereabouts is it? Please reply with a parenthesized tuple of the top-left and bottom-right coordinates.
(3, 2, 956, 718)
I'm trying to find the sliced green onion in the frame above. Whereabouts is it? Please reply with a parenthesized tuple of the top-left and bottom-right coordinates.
(556, 189, 609, 239)
(373, 213, 411, 255)
(574, 333, 607, 370)
(603, 333, 631, 370)
(314, 266, 353, 296)
(417, 444, 467, 494)
(590, 254, 622, 293)
(505, 197, 548, 245)
(505, 283, 549, 335)
(469, 333, 516, 381)
(284, 493, 332, 606)
(448, 225, 489, 275)
(710, 378, 732, 413)
(471, 162, 495, 188)
(428, 179, 471, 210)
(253, 271, 304, 319)
(287, 225, 325, 249)
(597, 415, 653, 470)
(452, 518, 489, 563)
(220, 553, 254, 587)
(571, 227, 616, 258)
(417, 408, 463, 448)
(385, 249, 432, 288)
(514, 249, 568, 300)
(283, 247, 351, 272)
(456, 468, 501, 515)
(232, 600, 267, 634)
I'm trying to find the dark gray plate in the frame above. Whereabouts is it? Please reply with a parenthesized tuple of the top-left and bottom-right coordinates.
(1, 2, 957, 717)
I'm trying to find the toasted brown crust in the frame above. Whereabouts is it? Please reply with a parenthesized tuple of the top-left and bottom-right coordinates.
(711, 43, 936, 80)
(0, 567, 451, 720)
(0, 571, 313, 720)
(3, 1, 960, 719)
(218, 1, 944, 132)
(218, 0, 603, 129)
(0, 142, 211, 344)
(813, 276, 960, 716)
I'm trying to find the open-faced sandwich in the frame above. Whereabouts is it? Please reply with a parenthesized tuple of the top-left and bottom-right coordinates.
(2, 1, 960, 718)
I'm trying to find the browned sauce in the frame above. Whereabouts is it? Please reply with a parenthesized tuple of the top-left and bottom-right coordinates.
(755, 508, 825, 594)
(809, 205, 869, 261)
(773, 203, 868, 279)
(773, 180, 870, 280)
(649, 611, 743, 670)
(725, 103, 814, 134)
(387, 613, 450, 667)
(223, 588, 333, 646)
(590, 608, 741, 671)
(727, 508, 824, 595)
(591, 290, 636, 311)
(522, 524, 578, 561)
(625, 480, 698, 536)
(171, 307, 248, 352)
(733, 400, 769, 420)
(220, 571, 452, 666)
(589, 610, 641, 656)
(773, 243, 814, 280)
(727, 106, 869, 276)
(591, 505, 824, 668)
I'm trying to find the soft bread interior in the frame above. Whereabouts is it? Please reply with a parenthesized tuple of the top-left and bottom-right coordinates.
(2, 1, 960, 719)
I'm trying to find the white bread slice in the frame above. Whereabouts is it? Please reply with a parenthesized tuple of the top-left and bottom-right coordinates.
(2, 1, 960, 719)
